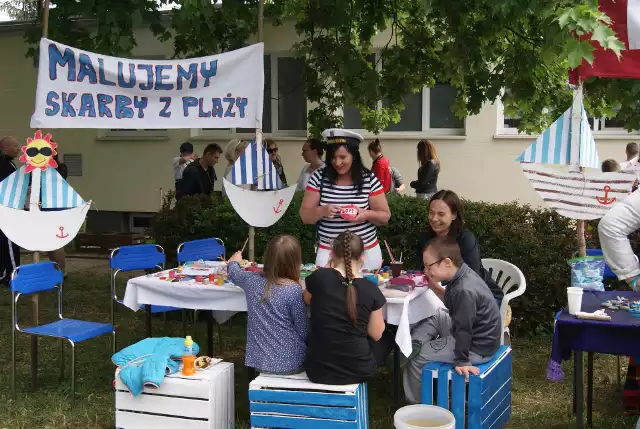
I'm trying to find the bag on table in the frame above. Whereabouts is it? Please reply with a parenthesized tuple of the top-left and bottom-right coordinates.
(568, 256, 605, 292)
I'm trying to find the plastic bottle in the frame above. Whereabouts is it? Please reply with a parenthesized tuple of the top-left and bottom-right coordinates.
(182, 336, 196, 376)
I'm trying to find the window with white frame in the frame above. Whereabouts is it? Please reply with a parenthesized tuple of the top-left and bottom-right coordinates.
(343, 54, 464, 135)
(194, 54, 307, 138)
(591, 108, 640, 136)
(98, 55, 169, 139)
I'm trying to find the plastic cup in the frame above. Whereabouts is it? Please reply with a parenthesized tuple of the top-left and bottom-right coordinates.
(567, 287, 583, 315)
(391, 262, 404, 278)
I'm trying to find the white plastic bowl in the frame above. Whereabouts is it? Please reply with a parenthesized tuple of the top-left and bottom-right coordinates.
(394, 405, 455, 429)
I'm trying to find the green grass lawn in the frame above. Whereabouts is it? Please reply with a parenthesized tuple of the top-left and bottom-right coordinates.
(0, 268, 636, 428)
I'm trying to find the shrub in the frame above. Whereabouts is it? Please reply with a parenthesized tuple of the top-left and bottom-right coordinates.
(151, 192, 595, 337)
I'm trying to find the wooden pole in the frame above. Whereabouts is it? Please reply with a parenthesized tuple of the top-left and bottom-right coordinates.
(570, 82, 587, 258)
(248, 0, 265, 262)
(30, 0, 51, 390)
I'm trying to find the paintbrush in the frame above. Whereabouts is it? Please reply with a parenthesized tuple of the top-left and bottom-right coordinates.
(384, 240, 396, 263)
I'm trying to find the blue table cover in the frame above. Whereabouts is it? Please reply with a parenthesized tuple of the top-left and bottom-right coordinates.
(548, 291, 640, 381)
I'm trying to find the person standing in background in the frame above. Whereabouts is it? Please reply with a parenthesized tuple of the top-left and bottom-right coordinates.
(172, 142, 197, 191)
(264, 138, 287, 188)
(0, 136, 20, 284)
(177, 143, 222, 199)
(367, 139, 393, 193)
(390, 166, 405, 194)
(297, 137, 325, 191)
(620, 142, 639, 170)
(410, 139, 440, 200)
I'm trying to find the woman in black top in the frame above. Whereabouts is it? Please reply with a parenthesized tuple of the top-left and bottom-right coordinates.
(416, 190, 504, 306)
(303, 231, 394, 385)
(410, 139, 440, 199)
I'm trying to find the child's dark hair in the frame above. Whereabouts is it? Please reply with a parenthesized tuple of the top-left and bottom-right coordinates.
(424, 235, 463, 268)
(332, 231, 364, 325)
(601, 159, 621, 173)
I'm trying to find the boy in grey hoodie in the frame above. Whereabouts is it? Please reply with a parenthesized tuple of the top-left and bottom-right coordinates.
(403, 235, 502, 404)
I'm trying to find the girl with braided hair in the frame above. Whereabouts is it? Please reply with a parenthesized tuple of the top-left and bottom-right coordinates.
(303, 231, 394, 385)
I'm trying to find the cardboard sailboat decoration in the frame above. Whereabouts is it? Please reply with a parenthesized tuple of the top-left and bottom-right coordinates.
(0, 131, 90, 251)
(223, 136, 296, 227)
(517, 104, 636, 220)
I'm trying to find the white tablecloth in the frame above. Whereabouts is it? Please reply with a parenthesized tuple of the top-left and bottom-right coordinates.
(123, 273, 247, 324)
(382, 287, 445, 357)
(124, 271, 444, 354)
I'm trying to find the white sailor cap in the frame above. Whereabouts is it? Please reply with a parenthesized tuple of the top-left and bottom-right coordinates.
(322, 128, 364, 146)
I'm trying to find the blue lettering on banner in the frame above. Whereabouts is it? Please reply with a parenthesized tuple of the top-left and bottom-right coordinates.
(115, 95, 134, 119)
(61, 92, 77, 117)
(48, 43, 76, 81)
(154, 65, 174, 90)
(177, 64, 198, 90)
(45, 91, 60, 116)
(97, 94, 114, 118)
(212, 98, 224, 118)
(200, 60, 218, 87)
(159, 97, 172, 117)
(77, 53, 97, 84)
(79, 93, 97, 117)
(137, 64, 154, 90)
(198, 98, 211, 117)
(223, 93, 236, 117)
(118, 62, 136, 88)
(98, 58, 116, 86)
(182, 97, 198, 117)
(133, 96, 148, 118)
(236, 97, 247, 118)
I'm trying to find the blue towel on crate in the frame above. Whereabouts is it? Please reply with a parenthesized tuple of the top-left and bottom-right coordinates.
(112, 337, 200, 396)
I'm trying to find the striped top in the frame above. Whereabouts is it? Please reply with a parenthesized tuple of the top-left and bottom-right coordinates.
(306, 167, 384, 248)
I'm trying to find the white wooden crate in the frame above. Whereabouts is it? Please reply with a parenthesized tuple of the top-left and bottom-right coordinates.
(115, 361, 235, 429)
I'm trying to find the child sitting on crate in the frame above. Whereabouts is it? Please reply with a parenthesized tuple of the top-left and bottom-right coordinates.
(303, 231, 395, 385)
(403, 235, 502, 404)
(228, 235, 308, 375)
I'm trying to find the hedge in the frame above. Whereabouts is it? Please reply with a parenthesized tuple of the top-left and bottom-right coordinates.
(150, 191, 599, 337)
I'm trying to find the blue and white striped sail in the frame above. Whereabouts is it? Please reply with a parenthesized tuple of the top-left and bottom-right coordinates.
(229, 138, 283, 190)
(0, 166, 29, 209)
(516, 104, 599, 169)
(40, 167, 85, 209)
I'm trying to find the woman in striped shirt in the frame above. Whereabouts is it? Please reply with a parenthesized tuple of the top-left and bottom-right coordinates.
(300, 129, 391, 269)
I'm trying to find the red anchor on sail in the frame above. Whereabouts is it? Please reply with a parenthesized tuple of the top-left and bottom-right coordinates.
(273, 199, 284, 214)
(56, 226, 69, 239)
(596, 185, 617, 205)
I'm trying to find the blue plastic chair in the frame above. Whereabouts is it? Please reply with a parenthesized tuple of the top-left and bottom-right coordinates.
(585, 249, 615, 279)
(110, 244, 183, 344)
(177, 238, 226, 264)
(11, 262, 114, 406)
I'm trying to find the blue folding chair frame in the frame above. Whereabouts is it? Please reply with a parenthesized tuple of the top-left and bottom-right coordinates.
(11, 262, 114, 406)
(110, 244, 183, 346)
(177, 238, 226, 264)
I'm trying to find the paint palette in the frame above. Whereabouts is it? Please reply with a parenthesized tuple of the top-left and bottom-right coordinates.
(601, 297, 640, 316)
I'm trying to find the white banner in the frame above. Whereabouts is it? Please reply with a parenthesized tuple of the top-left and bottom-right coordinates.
(30, 38, 264, 129)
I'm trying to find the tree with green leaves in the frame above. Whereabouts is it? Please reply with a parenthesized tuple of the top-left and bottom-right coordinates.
(18, 0, 638, 134)
(0, 0, 40, 20)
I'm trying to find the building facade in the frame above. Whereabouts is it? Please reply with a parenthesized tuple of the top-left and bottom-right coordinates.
(0, 19, 637, 232)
